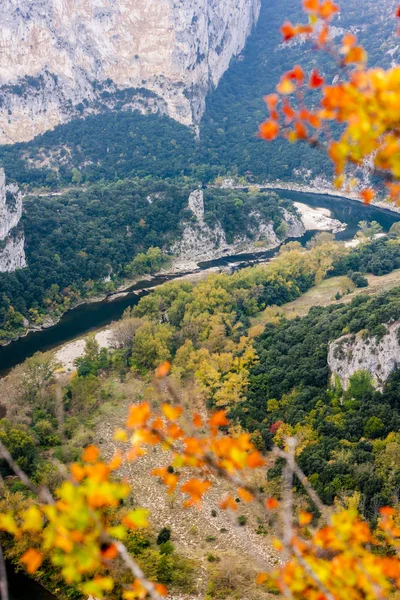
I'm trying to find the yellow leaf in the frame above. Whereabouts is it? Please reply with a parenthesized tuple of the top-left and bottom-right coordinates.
(122, 508, 149, 529)
(161, 403, 183, 421)
(0, 513, 19, 535)
(277, 79, 296, 95)
(21, 506, 43, 532)
(299, 510, 313, 526)
(114, 428, 128, 442)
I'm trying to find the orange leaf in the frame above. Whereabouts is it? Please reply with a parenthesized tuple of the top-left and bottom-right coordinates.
(266, 498, 279, 510)
(238, 487, 254, 503)
(303, 0, 320, 11)
(154, 584, 168, 597)
(108, 451, 122, 471)
(281, 21, 297, 41)
(181, 479, 211, 505)
(220, 494, 238, 511)
(155, 361, 171, 378)
(126, 402, 150, 428)
(380, 506, 395, 517)
(344, 46, 367, 64)
(193, 413, 203, 428)
(318, 0, 339, 19)
(295, 122, 308, 139)
(82, 445, 99, 463)
(299, 510, 313, 526)
(264, 93, 279, 111)
(21, 549, 43, 574)
(209, 410, 229, 428)
(289, 65, 305, 83)
(360, 189, 375, 204)
(317, 23, 329, 45)
(342, 32, 357, 49)
(162, 403, 183, 421)
(246, 451, 265, 468)
(70, 463, 85, 482)
(256, 572, 270, 585)
(282, 100, 296, 123)
(259, 120, 279, 141)
(101, 543, 119, 560)
(309, 69, 325, 88)
(297, 24, 314, 35)
(396, 5, 400, 17)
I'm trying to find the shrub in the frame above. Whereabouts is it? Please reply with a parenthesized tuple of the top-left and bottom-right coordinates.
(156, 527, 171, 545)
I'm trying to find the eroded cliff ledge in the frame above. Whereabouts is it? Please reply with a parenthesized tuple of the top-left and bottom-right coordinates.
(328, 322, 400, 391)
(0, 0, 260, 144)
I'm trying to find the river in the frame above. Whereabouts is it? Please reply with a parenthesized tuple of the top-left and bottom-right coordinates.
(2, 190, 400, 600)
(1, 190, 400, 380)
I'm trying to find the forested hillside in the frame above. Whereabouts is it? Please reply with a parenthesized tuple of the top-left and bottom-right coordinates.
(0, 183, 294, 344)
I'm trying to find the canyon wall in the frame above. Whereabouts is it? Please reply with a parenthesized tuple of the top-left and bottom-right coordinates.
(0, 0, 260, 144)
(0, 169, 26, 272)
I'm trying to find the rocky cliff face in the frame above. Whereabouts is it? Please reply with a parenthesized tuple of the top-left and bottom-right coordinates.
(0, 169, 26, 272)
(172, 189, 306, 269)
(328, 322, 400, 390)
(0, 0, 260, 144)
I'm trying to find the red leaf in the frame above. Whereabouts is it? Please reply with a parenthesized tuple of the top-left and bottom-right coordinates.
(288, 65, 305, 83)
(309, 69, 325, 88)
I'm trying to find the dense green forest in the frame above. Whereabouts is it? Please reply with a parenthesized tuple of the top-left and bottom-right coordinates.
(0, 183, 292, 343)
(236, 288, 400, 519)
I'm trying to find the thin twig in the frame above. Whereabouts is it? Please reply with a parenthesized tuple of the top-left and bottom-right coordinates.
(282, 438, 296, 546)
(114, 541, 164, 600)
(0, 545, 8, 600)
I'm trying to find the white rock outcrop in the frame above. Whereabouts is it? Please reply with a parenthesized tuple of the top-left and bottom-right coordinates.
(328, 322, 400, 390)
(293, 202, 345, 234)
(0, 169, 26, 273)
(0, 0, 261, 143)
(172, 189, 306, 269)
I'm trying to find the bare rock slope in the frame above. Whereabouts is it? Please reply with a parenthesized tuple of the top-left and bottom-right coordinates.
(0, 169, 26, 273)
(328, 321, 400, 390)
(0, 0, 260, 143)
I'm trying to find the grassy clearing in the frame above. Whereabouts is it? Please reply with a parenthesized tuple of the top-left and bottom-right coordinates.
(254, 269, 400, 325)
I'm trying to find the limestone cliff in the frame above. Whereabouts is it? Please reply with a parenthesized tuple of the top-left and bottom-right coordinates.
(0, 169, 26, 272)
(172, 189, 306, 269)
(328, 322, 400, 390)
(0, 0, 260, 144)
